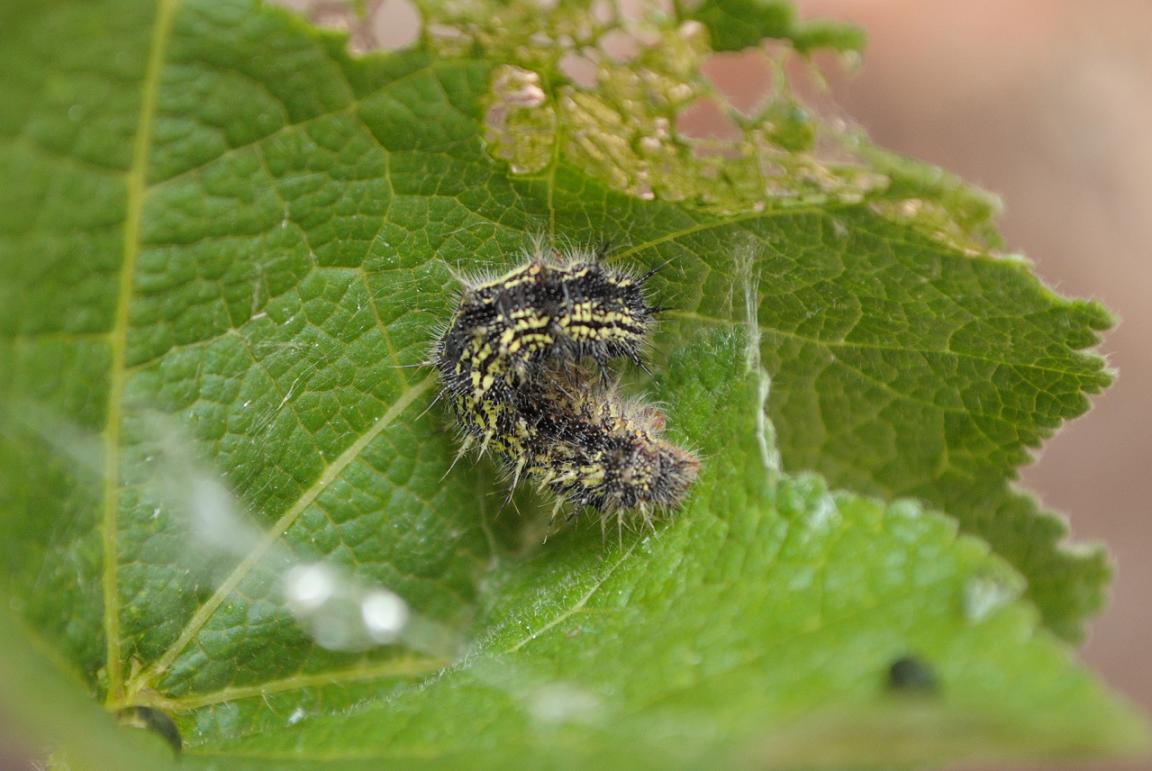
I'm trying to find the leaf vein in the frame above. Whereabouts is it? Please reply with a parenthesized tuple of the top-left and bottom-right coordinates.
(129, 371, 438, 695)
(100, 0, 179, 707)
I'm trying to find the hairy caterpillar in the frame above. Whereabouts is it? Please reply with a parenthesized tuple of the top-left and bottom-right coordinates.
(493, 367, 700, 522)
(433, 246, 659, 417)
(432, 242, 698, 524)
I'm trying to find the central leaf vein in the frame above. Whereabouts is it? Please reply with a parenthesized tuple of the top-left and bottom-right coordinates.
(101, 0, 180, 707)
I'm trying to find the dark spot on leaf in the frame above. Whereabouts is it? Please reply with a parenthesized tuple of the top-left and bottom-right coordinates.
(886, 655, 939, 695)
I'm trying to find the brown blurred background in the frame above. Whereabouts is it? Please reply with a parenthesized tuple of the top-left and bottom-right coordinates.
(796, 2, 1152, 768)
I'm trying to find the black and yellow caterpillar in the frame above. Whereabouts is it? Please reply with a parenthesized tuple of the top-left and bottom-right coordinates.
(434, 254, 656, 406)
(432, 244, 697, 523)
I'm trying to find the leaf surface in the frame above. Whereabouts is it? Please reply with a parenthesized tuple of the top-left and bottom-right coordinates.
(0, 0, 1143, 767)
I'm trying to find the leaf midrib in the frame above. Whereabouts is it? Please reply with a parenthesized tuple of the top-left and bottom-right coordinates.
(101, 0, 179, 707)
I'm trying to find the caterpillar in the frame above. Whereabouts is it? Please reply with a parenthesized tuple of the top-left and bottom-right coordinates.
(493, 367, 700, 522)
(433, 246, 659, 419)
(432, 241, 698, 525)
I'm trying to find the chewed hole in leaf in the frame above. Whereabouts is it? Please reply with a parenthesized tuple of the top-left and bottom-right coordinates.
(485, 65, 554, 174)
(265, 0, 891, 216)
(598, 28, 641, 62)
(559, 51, 599, 88)
(360, 0, 422, 53)
(677, 97, 743, 141)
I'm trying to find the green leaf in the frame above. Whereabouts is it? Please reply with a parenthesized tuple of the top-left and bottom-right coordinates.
(684, 0, 866, 54)
(0, 609, 178, 771)
(0, 0, 1145, 768)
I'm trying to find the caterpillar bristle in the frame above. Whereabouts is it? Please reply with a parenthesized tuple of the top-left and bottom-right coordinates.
(640, 258, 674, 281)
(414, 388, 446, 423)
(440, 434, 474, 482)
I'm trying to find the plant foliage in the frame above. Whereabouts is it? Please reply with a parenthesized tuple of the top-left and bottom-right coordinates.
(0, 0, 1145, 767)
